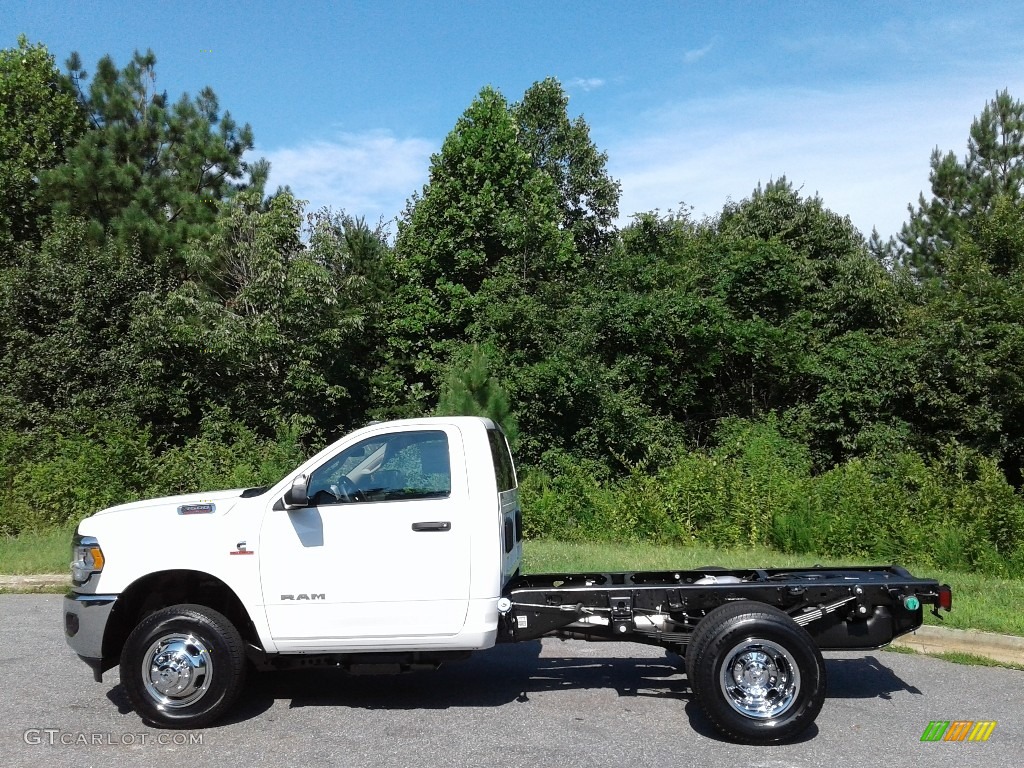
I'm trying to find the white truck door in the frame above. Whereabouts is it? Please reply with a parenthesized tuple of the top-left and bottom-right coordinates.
(259, 426, 471, 647)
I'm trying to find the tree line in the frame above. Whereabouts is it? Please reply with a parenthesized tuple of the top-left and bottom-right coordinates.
(2, 37, 1023, 574)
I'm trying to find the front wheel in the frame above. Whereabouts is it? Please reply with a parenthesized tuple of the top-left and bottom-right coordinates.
(120, 604, 247, 728)
(689, 602, 826, 744)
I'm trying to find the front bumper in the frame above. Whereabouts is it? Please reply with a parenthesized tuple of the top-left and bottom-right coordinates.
(63, 592, 118, 681)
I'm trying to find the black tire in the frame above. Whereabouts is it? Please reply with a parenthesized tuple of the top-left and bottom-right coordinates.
(688, 601, 826, 744)
(684, 606, 721, 694)
(683, 573, 739, 690)
(120, 603, 247, 728)
(684, 597, 749, 693)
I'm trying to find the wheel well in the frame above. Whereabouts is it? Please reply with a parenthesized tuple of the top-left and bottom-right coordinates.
(103, 570, 261, 667)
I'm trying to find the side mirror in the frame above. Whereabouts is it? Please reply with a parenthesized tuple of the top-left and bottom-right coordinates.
(283, 475, 309, 508)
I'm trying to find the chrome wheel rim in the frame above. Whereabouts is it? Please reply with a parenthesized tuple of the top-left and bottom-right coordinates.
(719, 638, 800, 719)
(141, 633, 214, 709)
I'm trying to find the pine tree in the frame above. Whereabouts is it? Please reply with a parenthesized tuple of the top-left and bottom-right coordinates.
(900, 90, 1024, 277)
(435, 344, 519, 445)
(39, 49, 262, 268)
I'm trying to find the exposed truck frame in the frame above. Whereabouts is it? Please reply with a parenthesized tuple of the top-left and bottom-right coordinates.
(503, 565, 944, 650)
(500, 564, 950, 742)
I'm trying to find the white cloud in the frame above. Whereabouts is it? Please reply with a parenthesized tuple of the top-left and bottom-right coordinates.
(262, 131, 435, 228)
(683, 42, 715, 64)
(568, 77, 606, 92)
(606, 78, 1022, 239)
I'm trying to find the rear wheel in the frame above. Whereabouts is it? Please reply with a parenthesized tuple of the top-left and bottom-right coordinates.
(120, 604, 246, 728)
(688, 602, 826, 744)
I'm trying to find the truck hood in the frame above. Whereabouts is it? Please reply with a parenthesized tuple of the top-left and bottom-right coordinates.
(90, 488, 253, 518)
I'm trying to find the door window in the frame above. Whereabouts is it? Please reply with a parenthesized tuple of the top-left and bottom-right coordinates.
(307, 430, 451, 505)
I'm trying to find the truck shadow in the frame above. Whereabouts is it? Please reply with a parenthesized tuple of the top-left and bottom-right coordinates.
(823, 655, 923, 699)
(201, 644, 920, 737)
(231, 641, 685, 718)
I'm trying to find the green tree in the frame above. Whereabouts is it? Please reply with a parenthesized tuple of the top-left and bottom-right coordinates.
(587, 210, 718, 460)
(0, 36, 86, 248)
(900, 90, 1024, 277)
(0, 215, 154, 431)
(904, 233, 1024, 486)
(133, 191, 383, 438)
(39, 49, 262, 267)
(716, 177, 882, 330)
(512, 77, 621, 255)
(719, 182, 920, 466)
(396, 86, 570, 293)
(306, 208, 396, 433)
(595, 182, 912, 469)
(892, 94, 1024, 484)
(387, 87, 573, 414)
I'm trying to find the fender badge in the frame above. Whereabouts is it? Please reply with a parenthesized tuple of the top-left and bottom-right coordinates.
(178, 503, 216, 515)
(230, 541, 254, 556)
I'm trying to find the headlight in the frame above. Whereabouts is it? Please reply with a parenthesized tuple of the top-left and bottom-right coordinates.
(70, 534, 105, 585)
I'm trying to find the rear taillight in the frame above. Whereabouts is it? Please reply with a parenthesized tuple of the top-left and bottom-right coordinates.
(937, 584, 953, 611)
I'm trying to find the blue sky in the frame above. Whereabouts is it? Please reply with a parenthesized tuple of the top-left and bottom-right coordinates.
(5, 1, 1024, 240)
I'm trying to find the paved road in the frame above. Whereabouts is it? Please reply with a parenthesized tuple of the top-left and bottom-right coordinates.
(3, 595, 1020, 768)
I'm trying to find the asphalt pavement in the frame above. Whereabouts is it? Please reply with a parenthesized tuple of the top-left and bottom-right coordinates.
(2, 594, 1021, 768)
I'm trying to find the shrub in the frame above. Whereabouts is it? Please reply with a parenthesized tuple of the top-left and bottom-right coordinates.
(0, 420, 154, 534)
(520, 418, 1024, 578)
(519, 452, 610, 540)
(0, 417, 307, 535)
(147, 417, 306, 498)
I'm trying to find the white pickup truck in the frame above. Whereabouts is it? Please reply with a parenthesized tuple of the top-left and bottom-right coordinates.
(64, 416, 950, 744)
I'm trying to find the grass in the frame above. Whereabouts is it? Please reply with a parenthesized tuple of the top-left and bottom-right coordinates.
(0, 581, 67, 594)
(0, 525, 74, 574)
(928, 651, 1024, 671)
(881, 645, 1024, 670)
(522, 539, 1024, 637)
(881, 643, 918, 655)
